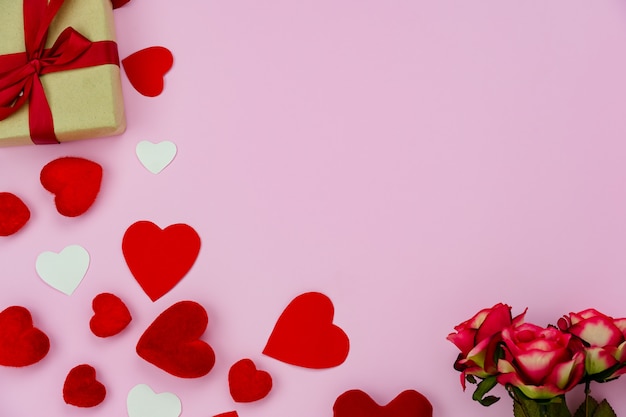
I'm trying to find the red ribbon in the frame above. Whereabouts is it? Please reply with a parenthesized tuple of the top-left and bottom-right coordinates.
(0, 0, 120, 144)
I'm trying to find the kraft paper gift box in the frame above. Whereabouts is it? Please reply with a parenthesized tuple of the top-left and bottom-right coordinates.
(0, 0, 126, 147)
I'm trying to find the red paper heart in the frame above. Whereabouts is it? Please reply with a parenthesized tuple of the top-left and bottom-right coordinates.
(333, 390, 433, 417)
(63, 364, 107, 408)
(0, 192, 30, 236)
(122, 47, 173, 97)
(214, 412, 239, 417)
(40, 157, 103, 217)
(263, 292, 349, 369)
(122, 221, 201, 301)
(228, 358, 273, 403)
(111, 0, 131, 8)
(136, 301, 215, 378)
(0, 306, 50, 367)
(90, 293, 132, 337)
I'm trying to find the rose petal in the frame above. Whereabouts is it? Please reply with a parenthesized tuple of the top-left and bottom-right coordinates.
(570, 316, 623, 347)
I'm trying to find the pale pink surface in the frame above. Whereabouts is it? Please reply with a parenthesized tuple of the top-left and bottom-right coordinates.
(2, 1, 626, 416)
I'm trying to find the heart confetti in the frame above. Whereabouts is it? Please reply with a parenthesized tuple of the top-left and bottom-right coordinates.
(136, 140, 177, 174)
(127, 384, 181, 417)
(122, 47, 174, 97)
(0, 192, 30, 236)
(0, 306, 50, 367)
(63, 364, 107, 408)
(228, 358, 273, 403)
(333, 390, 433, 417)
(36, 244, 90, 295)
(263, 292, 350, 369)
(136, 301, 215, 378)
(122, 220, 201, 301)
(90, 293, 132, 337)
(40, 157, 103, 217)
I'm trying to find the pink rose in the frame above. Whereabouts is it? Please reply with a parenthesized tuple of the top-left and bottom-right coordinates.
(558, 308, 626, 379)
(447, 303, 525, 386)
(497, 323, 585, 400)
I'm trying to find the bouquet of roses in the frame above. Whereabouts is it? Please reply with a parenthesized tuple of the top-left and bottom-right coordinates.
(448, 304, 626, 417)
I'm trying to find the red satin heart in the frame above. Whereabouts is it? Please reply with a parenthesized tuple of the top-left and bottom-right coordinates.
(263, 292, 349, 369)
(228, 358, 273, 403)
(63, 364, 107, 408)
(40, 157, 103, 217)
(333, 390, 433, 417)
(0, 192, 30, 236)
(0, 306, 50, 367)
(122, 46, 173, 97)
(122, 221, 201, 301)
(90, 293, 132, 338)
(136, 301, 215, 378)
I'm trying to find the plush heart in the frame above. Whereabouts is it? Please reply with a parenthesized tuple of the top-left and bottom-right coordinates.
(63, 364, 106, 407)
(136, 140, 177, 174)
(122, 221, 201, 301)
(263, 292, 349, 368)
(40, 157, 103, 217)
(136, 301, 215, 378)
(122, 47, 173, 97)
(90, 293, 132, 337)
(333, 390, 433, 417)
(228, 358, 273, 403)
(35, 244, 90, 295)
(127, 384, 181, 417)
(0, 306, 50, 367)
(0, 192, 30, 236)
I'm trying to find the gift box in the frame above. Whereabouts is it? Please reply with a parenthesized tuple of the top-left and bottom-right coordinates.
(0, 0, 126, 147)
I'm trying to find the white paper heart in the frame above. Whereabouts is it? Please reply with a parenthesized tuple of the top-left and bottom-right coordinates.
(127, 384, 181, 417)
(136, 140, 177, 174)
(35, 244, 90, 295)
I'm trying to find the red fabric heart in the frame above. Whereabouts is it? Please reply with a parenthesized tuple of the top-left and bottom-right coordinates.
(122, 221, 201, 301)
(111, 0, 131, 8)
(263, 292, 349, 369)
(63, 364, 106, 408)
(0, 192, 30, 236)
(122, 47, 173, 97)
(0, 306, 49, 367)
(228, 358, 273, 403)
(40, 157, 103, 217)
(333, 390, 433, 417)
(89, 293, 132, 338)
(136, 301, 215, 378)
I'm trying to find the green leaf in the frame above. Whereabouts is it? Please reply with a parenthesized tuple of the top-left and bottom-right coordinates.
(593, 400, 617, 417)
(573, 396, 599, 417)
(511, 389, 571, 417)
(472, 376, 499, 406)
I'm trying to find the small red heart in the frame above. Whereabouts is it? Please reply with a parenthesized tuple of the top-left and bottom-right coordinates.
(111, 0, 131, 8)
(0, 192, 30, 236)
(333, 390, 433, 417)
(136, 301, 215, 378)
(0, 306, 50, 367)
(228, 359, 273, 403)
(214, 412, 239, 417)
(263, 292, 349, 369)
(90, 293, 132, 337)
(40, 157, 103, 217)
(63, 364, 107, 408)
(122, 47, 173, 97)
(122, 221, 201, 301)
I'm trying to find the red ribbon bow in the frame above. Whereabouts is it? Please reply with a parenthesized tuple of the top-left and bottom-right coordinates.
(0, 0, 120, 144)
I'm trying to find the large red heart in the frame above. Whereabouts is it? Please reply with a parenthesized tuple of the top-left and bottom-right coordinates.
(333, 390, 433, 417)
(63, 364, 107, 408)
(0, 306, 50, 367)
(90, 293, 132, 338)
(40, 157, 103, 217)
(263, 292, 349, 369)
(0, 192, 30, 236)
(136, 301, 215, 378)
(122, 47, 173, 97)
(122, 221, 201, 301)
(228, 358, 272, 403)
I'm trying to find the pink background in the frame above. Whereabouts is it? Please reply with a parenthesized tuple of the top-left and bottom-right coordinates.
(2, 1, 626, 416)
